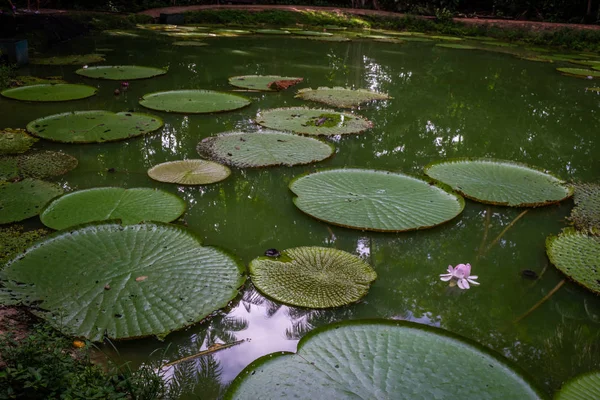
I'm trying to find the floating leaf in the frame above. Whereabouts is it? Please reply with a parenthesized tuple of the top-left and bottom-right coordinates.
(429, 35, 463, 41)
(148, 160, 230, 185)
(290, 169, 464, 232)
(212, 29, 252, 35)
(30, 54, 105, 65)
(295, 87, 390, 108)
(0, 225, 48, 268)
(173, 41, 208, 46)
(139, 90, 251, 114)
(26, 111, 163, 144)
(75, 65, 167, 80)
(0, 222, 245, 340)
(255, 29, 291, 35)
(225, 320, 544, 399)
(556, 371, 600, 399)
(436, 43, 477, 50)
(228, 75, 303, 91)
(0, 128, 38, 155)
(40, 187, 186, 230)
(197, 131, 334, 168)
(249, 247, 376, 308)
(424, 159, 572, 207)
(569, 183, 600, 231)
(14, 150, 78, 179)
(557, 67, 600, 78)
(1, 84, 97, 102)
(547, 229, 600, 294)
(11, 76, 67, 86)
(291, 31, 333, 37)
(104, 30, 140, 37)
(0, 158, 18, 181)
(400, 36, 433, 42)
(256, 107, 372, 136)
(0, 179, 63, 224)
(305, 36, 351, 42)
(165, 32, 216, 38)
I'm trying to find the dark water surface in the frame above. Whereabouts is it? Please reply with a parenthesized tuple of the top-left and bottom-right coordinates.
(3, 32, 600, 397)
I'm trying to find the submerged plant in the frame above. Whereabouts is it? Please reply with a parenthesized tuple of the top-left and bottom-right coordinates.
(440, 263, 480, 289)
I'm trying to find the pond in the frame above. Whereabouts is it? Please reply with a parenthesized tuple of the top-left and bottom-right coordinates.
(2, 28, 600, 398)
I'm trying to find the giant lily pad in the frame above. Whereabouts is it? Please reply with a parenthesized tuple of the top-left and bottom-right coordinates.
(30, 54, 105, 65)
(228, 75, 303, 91)
(249, 247, 377, 308)
(557, 68, 600, 78)
(569, 183, 600, 230)
(75, 65, 167, 80)
(197, 131, 334, 168)
(255, 29, 291, 35)
(256, 107, 372, 136)
(139, 90, 251, 114)
(546, 229, 600, 294)
(1, 84, 97, 102)
(0, 222, 245, 340)
(556, 371, 600, 400)
(424, 159, 572, 207)
(40, 187, 186, 230)
(26, 111, 163, 143)
(0, 179, 63, 224)
(289, 169, 464, 232)
(291, 31, 333, 37)
(0, 128, 38, 155)
(11, 76, 67, 86)
(225, 320, 544, 399)
(9, 150, 78, 179)
(295, 87, 390, 108)
(173, 41, 208, 46)
(148, 160, 230, 185)
(0, 226, 48, 268)
(436, 43, 477, 50)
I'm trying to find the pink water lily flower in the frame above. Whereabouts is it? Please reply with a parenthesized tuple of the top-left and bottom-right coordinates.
(440, 263, 479, 290)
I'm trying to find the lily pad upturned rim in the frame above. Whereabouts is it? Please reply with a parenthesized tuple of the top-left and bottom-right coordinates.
(1, 84, 98, 102)
(295, 87, 391, 108)
(225, 319, 545, 400)
(228, 75, 304, 91)
(75, 65, 168, 81)
(139, 89, 252, 114)
(147, 159, 231, 185)
(557, 67, 600, 78)
(424, 157, 573, 207)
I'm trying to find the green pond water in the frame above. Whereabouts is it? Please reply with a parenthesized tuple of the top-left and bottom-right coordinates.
(2, 31, 600, 398)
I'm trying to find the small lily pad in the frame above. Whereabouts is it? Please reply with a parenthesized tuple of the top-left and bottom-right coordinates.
(256, 107, 373, 136)
(14, 150, 78, 179)
(400, 36, 433, 42)
(557, 67, 600, 78)
(546, 229, 600, 294)
(147, 160, 230, 185)
(555, 371, 600, 400)
(291, 31, 333, 37)
(166, 32, 216, 38)
(26, 111, 164, 144)
(436, 43, 477, 50)
(424, 158, 572, 207)
(75, 65, 167, 80)
(1, 84, 97, 102)
(290, 168, 465, 232)
(306, 36, 351, 42)
(30, 54, 105, 65)
(0, 128, 38, 155)
(40, 187, 186, 230)
(429, 35, 463, 41)
(569, 183, 600, 231)
(255, 29, 291, 35)
(197, 131, 334, 168)
(11, 76, 67, 86)
(228, 75, 303, 91)
(173, 41, 208, 46)
(249, 247, 377, 308)
(104, 30, 140, 37)
(139, 90, 251, 114)
(0, 179, 63, 224)
(295, 87, 390, 108)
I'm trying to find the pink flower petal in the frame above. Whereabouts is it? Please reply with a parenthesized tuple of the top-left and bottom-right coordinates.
(467, 278, 480, 286)
(440, 275, 453, 281)
(457, 278, 470, 289)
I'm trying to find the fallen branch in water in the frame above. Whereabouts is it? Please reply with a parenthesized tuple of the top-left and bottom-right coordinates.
(162, 339, 246, 368)
(513, 279, 566, 324)
(484, 210, 529, 255)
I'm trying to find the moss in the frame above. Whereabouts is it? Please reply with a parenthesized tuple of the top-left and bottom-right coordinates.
(305, 113, 344, 128)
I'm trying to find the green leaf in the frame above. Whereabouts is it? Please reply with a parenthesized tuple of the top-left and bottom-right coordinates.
(30, 54, 105, 65)
(225, 320, 544, 400)
(104, 30, 140, 37)
(0, 222, 246, 340)
(255, 29, 291, 35)
(0, 226, 49, 268)
(139, 90, 251, 114)
(429, 35, 463, 41)
(256, 107, 373, 136)
(26, 111, 164, 143)
(295, 87, 390, 108)
(291, 31, 333, 37)
(228, 75, 303, 91)
(249, 247, 376, 308)
(290, 168, 464, 232)
(10, 150, 78, 179)
(1, 84, 97, 102)
(557, 68, 600, 78)
(0, 128, 38, 155)
(556, 371, 600, 400)
(0, 179, 63, 224)
(11, 76, 67, 86)
(546, 229, 600, 295)
(436, 43, 477, 49)
(75, 65, 167, 80)
(569, 183, 600, 231)
(40, 187, 186, 230)
(172, 41, 208, 46)
(197, 131, 334, 168)
(148, 160, 231, 185)
(424, 159, 572, 207)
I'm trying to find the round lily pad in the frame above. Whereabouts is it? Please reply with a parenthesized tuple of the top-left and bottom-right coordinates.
(255, 29, 290, 35)
(11, 76, 67, 86)
(40, 187, 186, 230)
(557, 68, 600, 78)
(148, 160, 230, 185)
(198, 130, 334, 168)
(546, 229, 600, 294)
(0, 222, 245, 340)
(173, 41, 208, 46)
(306, 36, 351, 42)
(139, 90, 251, 114)
(556, 371, 600, 400)
(30, 54, 105, 65)
(104, 30, 140, 37)
(256, 107, 373, 136)
(290, 169, 464, 232)
(0, 226, 48, 268)
(0, 128, 38, 155)
(400, 36, 433, 42)
(429, 35, 463, 41)
(0, 179, 63, 224)
(436, 43, 477, 50)
(14, 150, 78, 179)
(424, 159, 572, 207)
(1, 84, 97, 102)
(228, 75, 303, 91)
(249, 247, 377, 308)
(569, 183, 600, 231)
(26, 111, 164, 144)
(291, 31, 333, 37)
(295, 87, 390, 108)
(75, 65, 167, 81)
(225, 320, 544, 400)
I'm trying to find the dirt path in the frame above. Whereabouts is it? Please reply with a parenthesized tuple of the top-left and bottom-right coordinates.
(138, 4, 600, 32)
